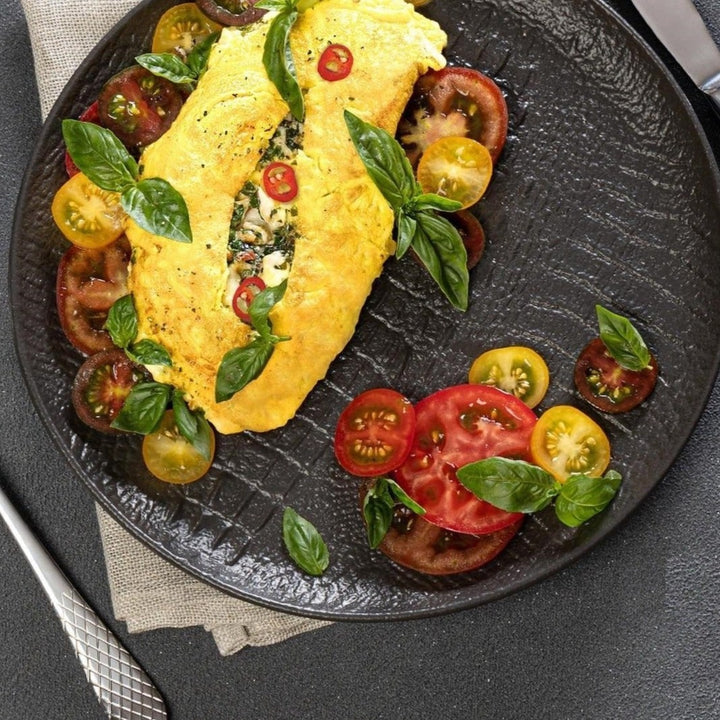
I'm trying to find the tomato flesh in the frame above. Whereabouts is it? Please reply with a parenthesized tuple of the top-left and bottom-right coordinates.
(393, 384, 536, 535)
(56, 237, 131, 355)
(262, 162, 298, 203)
(574, 337, 658, 413)
(335, 389, 416, 477)
(151, 2, 221, 57)
(232, 276, 266, 322)
(318, 44, 353, 81)
(194, 0, 266, 26)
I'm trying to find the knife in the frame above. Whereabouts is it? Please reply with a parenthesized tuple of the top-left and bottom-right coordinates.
(631, 0, 720, 111)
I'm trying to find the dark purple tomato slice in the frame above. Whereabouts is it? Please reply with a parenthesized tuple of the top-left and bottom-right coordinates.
(574, 337, 658, 413)
(398, 67, 508, 168)
(56, 236, 131, 355)
(97, 65, 185, 149)
(445, 210, 486, 270)
(195, 0, 266, 26)
(72, 349, 149, 433)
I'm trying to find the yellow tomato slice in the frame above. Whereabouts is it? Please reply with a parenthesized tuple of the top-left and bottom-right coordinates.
(416, 136, 493, 209)
(51, 172, 125, 249)
(468, 346, 550, 409)
(142, 410, 215, 484)
(530, 405, 611, 483)
(151, 2, 221, 57)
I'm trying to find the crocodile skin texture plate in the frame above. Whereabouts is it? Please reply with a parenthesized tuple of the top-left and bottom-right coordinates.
(11, 0, 720, 619)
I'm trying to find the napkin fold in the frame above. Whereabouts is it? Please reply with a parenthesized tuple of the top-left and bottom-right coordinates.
(21, 0, 330, 654)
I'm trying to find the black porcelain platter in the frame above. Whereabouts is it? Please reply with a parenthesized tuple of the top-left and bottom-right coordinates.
(11, 0, 720, 619)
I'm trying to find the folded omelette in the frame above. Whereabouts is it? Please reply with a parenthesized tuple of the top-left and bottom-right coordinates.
(125, 0, 446, 433)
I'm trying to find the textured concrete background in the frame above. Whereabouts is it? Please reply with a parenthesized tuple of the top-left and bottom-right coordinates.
(1, 0, 719, 718)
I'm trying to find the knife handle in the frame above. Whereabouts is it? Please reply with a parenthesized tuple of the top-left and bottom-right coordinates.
(0, 485, 167, 720)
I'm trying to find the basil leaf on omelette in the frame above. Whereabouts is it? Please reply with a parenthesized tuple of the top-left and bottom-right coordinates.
(122, 179, 192, 244)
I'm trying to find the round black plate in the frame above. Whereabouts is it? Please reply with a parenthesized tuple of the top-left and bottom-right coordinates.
(11, 0, 720, 619)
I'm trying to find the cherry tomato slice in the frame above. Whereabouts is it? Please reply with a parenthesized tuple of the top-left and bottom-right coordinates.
(151, 2, 221, 57)
(359, 481, 522, 575)
(318, 44, 354, 81)
(445, 210, 485, 270)
(393, 384, 536, 535)
(416, 137, 493, 210)
(398, 66, 508, 167)
(195, 0, 266, 26)
(51, 172, 126, 250)
(65, 102, 100, 177)
(469, 346, 550, 409)
(97, 65, 185, 149)
(262, 162, 298, 203)
(142, 410, 215, 484)
(334, 389, 416, 477)
(530, 405, 611, 483)
(56, 237, 131, 355)
(72, 348, 149, 433)
(574, 337, 658, 413)
(232, 276, 266, 322)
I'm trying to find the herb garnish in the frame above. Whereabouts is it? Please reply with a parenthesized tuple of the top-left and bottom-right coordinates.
(363, 477, 426, 549)
(215, 279, 290, 402)
(595, 304, 652, 372)
(172, 390, 214, 462)
(456, 456, 622, 528)
(343, 111, 469, 310)
(62, 119, 192, 243)
(111, 381, 172, 434)
(282, 507, 329, 575)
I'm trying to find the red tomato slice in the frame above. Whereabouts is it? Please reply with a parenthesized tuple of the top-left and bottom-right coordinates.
(56, 236, 131, 355)
(393, 384, 536, 535)
(334, 389, 416, 477)
(318, 44, 354, 81)
(262, 162, 298, 203)
(232, 276, 266, 322)
(65, 102, 100, 177)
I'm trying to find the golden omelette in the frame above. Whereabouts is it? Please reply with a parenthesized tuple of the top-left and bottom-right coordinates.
(125, 0, 447, 433)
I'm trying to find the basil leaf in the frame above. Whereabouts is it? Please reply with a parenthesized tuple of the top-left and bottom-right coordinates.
(412, 193, 463, 213)
(344, 110, 416, 210)
(110, 381, 171, 434)
(256, 0, 292, 10)
(595, 305, 651, 371)
(215, 337, 274, 402)
(362, 486, 394, 549)
(282, 507, 329, 576)
(122, 178, 192, 243)
(172, 391, 213, 462)
(384, 477, 426, 515)
(395, 207, 417, 260)
(135, 53, 197, 86)
(555, 470, 622, 527)
(104, 294, 137, 349)
(185, 31, 220, 78)
(262, 8, 304, 121)
(249, 279, 288, 338)
(61, 119, 137, 193)
(127, 339, 172, 367)
(457, 457, 560, 513)
(411, 210, 469, 311)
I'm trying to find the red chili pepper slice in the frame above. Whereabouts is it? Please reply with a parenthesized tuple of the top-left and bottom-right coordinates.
(232, 276, 266, 323)
(262, 162, 298, 203)
(318, 44, 353, 82)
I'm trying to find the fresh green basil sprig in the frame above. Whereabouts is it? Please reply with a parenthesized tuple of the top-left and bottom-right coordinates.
(172, 390, 214, 462)
(256, 0, 320, 121)
(363, 477, 425, 549)
(215, 279, 290, 402)
(62, 119, 192, 243)
(135, 31, 220, 89)
(344, 111, 469, 310)
(456, 456, 622, 528)
(595, 304, 652, 372)
(282, 507, 329, 575)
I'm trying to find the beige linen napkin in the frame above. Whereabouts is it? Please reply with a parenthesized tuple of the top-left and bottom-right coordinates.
(21, 0, 330, 654)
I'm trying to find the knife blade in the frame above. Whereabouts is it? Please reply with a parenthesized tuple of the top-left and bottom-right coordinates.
(631, 0, 720, 109)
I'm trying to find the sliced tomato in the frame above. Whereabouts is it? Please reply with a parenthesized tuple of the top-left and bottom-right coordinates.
(262, 162, 298, 203)
(530, 405, 611, 483)
(232, 276, 266, 322)
(56, 236, 131, 355)
(468, 346, 550, 409)
(445, 210, 485, 270)
(72, 348, 149, 433)
(398, 67, 508, 168)
(335, 389, 416, 477)
(393, 384, 536, 535)
(142, 410, 215, 484)
(151, 2, 221, 57)
(52, 172, 126, 250)
(194, 0, 265, 26)
(97, 65, 185, 149)
(318, 44, 353, 81)
(574, 337, 658, 413)
(416, 136, 492, 209)
(65, 102, 100, 177)
(359, 481, 522, 575)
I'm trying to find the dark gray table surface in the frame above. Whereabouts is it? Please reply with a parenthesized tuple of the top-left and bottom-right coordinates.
(2, 1, 719, 718)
